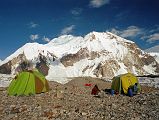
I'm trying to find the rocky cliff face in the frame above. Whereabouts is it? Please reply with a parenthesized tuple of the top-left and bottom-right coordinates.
(0, 51, 54, 76)
(0, 53, 26, 74)
(0, 31, 159, 79)
(60, 48, 101, 67)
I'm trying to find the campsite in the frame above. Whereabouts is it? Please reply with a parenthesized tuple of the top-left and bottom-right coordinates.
(0, 0, 159, 119)
(0, 75, 159, 120)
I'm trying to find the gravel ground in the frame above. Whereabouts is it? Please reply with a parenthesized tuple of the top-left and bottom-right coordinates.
(0, 77, 159, 120)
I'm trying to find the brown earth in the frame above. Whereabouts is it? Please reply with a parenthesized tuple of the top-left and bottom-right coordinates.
(0, 77, 159, 120)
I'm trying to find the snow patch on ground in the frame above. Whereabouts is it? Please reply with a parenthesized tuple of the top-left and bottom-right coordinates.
(0, 74, 14, 87)
(138, 77, 159, 88)
(46, 77, 73, 84)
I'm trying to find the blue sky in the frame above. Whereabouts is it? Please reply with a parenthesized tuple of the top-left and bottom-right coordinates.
(0, 0, 159, 60)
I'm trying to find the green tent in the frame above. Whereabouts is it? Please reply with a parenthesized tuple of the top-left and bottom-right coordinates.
(7, 70, 49, 96)
(111, 73, 141, 94)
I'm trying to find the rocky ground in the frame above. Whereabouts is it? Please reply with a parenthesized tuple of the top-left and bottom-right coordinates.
(0, 77, 159, 120)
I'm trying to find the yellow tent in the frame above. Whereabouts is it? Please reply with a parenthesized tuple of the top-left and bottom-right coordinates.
(111, 73, 141, 94)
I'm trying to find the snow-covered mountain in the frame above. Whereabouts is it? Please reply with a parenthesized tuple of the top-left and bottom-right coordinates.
(0, 31, 159, 81)
(145, 45, 159, 64)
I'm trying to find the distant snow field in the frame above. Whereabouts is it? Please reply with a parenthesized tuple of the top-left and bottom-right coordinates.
(0, 74, 159, 88)
(138, 77, 159, 88)
(0, 74, 14, 87)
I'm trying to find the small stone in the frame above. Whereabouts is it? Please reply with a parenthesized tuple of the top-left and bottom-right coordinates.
(111, 104, 117, 109)
(81, 112, 87, 116)
(75, 108, 79, 113)
(6, 114, 15, 119)
(133, 117, 141, 120)
(0, 106, 3, 113)
(10, 108, 20, 114)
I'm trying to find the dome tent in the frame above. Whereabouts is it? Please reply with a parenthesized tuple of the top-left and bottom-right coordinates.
(111, 73, 141, 95)
(7, 70, 49, 96)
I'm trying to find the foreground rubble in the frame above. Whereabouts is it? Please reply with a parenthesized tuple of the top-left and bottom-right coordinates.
(0, 77, 159, 120)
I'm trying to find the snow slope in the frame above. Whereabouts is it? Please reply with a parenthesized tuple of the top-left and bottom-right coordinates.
(145, 45, 159, 64)
(1, 43, 45, 64)
(148, 53, 159, 64)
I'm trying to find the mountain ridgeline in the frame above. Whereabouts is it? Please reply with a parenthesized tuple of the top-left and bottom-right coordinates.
(0, 32, 159, 80)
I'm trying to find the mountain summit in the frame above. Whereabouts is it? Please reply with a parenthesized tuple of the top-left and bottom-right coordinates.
(0, 31, 159, 81)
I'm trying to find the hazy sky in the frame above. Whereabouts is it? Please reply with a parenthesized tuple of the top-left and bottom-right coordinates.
(0, 0, 159, 59)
